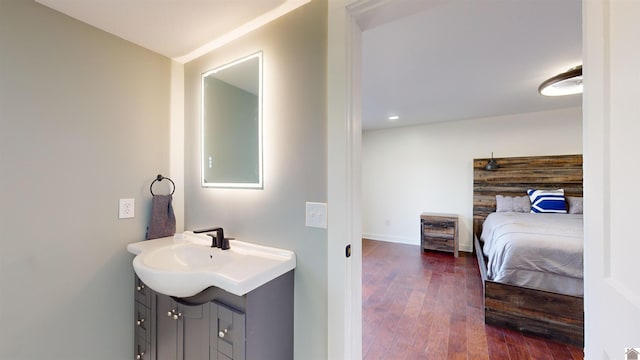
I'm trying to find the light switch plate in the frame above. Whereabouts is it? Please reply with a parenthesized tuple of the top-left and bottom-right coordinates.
(119, 198, 135, 219)
(305, 202, 327, 229)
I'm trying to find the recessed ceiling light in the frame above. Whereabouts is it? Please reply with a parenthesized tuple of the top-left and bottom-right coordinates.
(388, 115, 399, 120)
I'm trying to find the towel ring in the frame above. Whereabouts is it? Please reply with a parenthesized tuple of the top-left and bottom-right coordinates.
(150, 174, 175, 196)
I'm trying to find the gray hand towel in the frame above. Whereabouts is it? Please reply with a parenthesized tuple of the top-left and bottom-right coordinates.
(146, 194, 176, 240)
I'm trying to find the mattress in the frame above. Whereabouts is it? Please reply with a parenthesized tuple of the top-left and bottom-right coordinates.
(480, 212, 584, 297)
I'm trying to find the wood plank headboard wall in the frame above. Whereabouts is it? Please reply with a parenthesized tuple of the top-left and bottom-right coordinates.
(473, 154, 583, 236)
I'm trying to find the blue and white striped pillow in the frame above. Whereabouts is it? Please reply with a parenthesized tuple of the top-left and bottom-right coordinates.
(527, 189, 567, 213)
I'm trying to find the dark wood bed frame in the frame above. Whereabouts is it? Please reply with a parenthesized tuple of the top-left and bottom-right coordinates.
(473, 154, 584, 347)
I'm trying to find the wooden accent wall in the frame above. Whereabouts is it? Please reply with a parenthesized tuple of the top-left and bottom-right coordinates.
(473, 154, 583, 236)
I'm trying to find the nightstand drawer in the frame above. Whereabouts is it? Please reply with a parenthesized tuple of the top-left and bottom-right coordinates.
(422, 236, 455, 253)
(422, 221, 455, 237)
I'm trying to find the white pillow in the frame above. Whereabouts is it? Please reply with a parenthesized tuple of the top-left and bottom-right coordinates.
(496, 195, 531, 213)
(567, 196, 583, 214)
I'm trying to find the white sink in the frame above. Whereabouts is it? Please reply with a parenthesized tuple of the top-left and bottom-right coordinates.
(127, 232, 296, 297)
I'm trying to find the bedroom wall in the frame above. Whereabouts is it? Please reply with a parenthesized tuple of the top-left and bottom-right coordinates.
(362, 106, 582, 252)
(183, 1, 328, 358)
(0, 1, 171, 359)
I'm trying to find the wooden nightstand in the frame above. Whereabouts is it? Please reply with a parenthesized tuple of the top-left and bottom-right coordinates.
(420, 212, 459, 257)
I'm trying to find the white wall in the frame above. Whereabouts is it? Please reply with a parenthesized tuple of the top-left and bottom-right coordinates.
(362, 107, 582, 252)
(183, 1, 328, 359)
(0, 1, 171, 359)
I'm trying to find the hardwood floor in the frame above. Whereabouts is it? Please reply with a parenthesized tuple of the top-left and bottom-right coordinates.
(362, 239, 584, 360)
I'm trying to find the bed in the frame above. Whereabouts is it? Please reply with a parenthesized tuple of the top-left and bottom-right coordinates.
(473, 154, 584, 347)
(481, 212, 584, 296)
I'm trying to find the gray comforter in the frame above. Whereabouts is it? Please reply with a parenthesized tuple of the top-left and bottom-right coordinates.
(480, 212, 584, 297)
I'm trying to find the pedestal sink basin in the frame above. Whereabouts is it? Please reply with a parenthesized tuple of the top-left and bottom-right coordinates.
(127, 232, 296, 297)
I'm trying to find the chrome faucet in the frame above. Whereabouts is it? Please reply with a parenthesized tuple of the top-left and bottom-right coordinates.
(193, 227, 230, 250)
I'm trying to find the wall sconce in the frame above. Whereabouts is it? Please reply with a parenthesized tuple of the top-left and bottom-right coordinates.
(538, 65, 583, 96)
(485, 152, 499, 171)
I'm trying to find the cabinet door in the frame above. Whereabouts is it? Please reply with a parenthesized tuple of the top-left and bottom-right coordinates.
(155, 293, 212, 360)
(155, 294, 179, 360)
(178, 301, 211, 360)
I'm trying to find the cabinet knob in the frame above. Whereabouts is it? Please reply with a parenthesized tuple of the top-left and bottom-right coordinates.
(136, 284, 145, 291)
(218, 328, 228, 338)
(136, 318, 145, 326)
(168, 309, 182, 320)
(136, 351, 144, 359)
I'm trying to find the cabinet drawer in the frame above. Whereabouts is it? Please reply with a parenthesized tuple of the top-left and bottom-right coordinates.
(134, 334, 151, 360)
(134, 276, 152, 306)
(422, 221, 455, 236)
(422, 237, 455, 252)
(212, 301, 246, 360)
(135, 301, 151, 342)
(218, 338, 234, 359)
(422, 229, 454, 240)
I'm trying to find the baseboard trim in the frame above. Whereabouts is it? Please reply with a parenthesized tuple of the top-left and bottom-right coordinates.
(361, 233, 418, 245)
(362, 233, 473, 253)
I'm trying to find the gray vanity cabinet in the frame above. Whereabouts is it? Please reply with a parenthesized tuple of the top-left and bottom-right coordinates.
(133, 270, 293, 360)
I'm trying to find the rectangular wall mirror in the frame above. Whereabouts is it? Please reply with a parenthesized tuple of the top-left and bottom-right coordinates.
(201, 52, 263, 189)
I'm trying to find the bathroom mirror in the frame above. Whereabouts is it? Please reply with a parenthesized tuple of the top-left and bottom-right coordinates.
(201, 52, 263, 188)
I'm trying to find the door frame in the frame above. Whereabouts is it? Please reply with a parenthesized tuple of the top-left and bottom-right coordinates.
(327, 0, 367, 359)
(327, 0, 393, 359)
(329, 1, 640, 359)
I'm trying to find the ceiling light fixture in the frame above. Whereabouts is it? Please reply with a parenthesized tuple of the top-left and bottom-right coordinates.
(538, 65, 583, 96)
(388, 115, 399, 120)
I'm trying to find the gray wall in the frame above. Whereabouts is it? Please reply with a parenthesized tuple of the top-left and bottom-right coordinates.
(0, 1, 171, 359)
(184, 1, 328, 359)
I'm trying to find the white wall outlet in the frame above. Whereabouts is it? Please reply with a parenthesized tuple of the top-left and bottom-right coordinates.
(119, 198, 135, 219)
(305, 202, 328, 229)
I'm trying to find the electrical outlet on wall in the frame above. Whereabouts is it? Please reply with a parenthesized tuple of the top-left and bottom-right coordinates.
(119, 198, 135, 219)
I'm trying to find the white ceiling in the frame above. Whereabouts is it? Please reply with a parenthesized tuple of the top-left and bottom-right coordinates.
(35, 0, 582, 131)
(359, 0, 582, 130)
(34, 0, 308, 62)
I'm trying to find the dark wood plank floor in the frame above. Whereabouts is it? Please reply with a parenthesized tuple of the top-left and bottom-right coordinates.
(362, 239, 584, 360)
